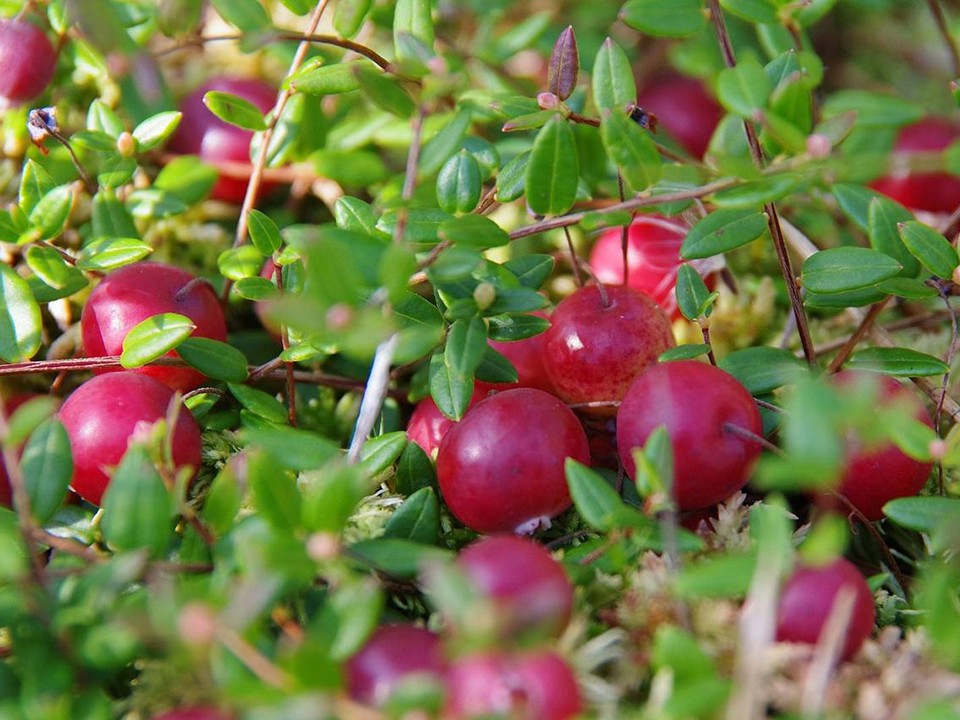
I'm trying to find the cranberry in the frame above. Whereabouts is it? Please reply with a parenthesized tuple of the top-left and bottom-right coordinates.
(775, 557, 876, 661)
(445, 650, 582, 720)
(345, 624, 446, 708)
(542, 285, 674, 410)
(167, 76, 277, 203)
(58, 372, 202, 506)
(828, 371, 934, 521)
(487, 311, 556, 394)
(0, 20, 56, 108)
(436, 388, 589, 534)
(870, 117, 960, 213)
(81, 261, 227, 392)
(457, 535, 573, 638)
(637, 74, 723, 159)
(407, 387, 487, 458)
(617, 360, 762, 511)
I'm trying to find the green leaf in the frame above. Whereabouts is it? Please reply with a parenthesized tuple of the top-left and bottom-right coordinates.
(349, 538, 452, 579)
(132, 111, 182, 151)
(100, 445, 175, 557)
(248, 450, 301, 530)
(526, 116, 579, 216)
(593, 37, 636, 112)
(833, 183, 882, 231)
(846, 348, 949, 377)
(680, 209, 768, 260)
(5, 396, 59, 447)
(233, 276, 278, 301)
(711, 174, 796, 209)
(898, 221, 960, 278)
(29, 185, 73, 240)
(241, 426, 339, 471)
(868, 197, 920, 277)
(20, 419, 72, 524)
(394, 0, 435, 62)
(72, 129, 118, 152)
(247, 209, 283, 256)
(359, 432, 408, 478)
(302, 463, 367, 533)
(436, 150, 482, 214)
(120, 313, 196, 369)
(660, 344, 712, 361)
(229, 383, 289, 425)
(24, 246, 85, 292)
(92, 189, 139, 239)
(354, 65, 415, 117)
(127, 189, 189, 219)
(419, 108, 473, 179)
(87, 99, 125, 137)
(76, 237, 153, 271)
(177, 338, 250, 383)
(822, 90, 923, 127)
(429, 351, 473, 421)
(98, 156, 138, 188)
(620, 0, 705, 37)
(719, 346, 807, 394)
(504, 254, 555, 289)
(675, 264, 715, 320)
(717, 58, 772, 117)
(801, 247, 902, 293)
(674, 551, 758, 599)
(475, 345, 518, 384)
(395, 441, 437, 495)
(210, 0, 270, 31)
(438, 215, 509, 249)
(720, 0, 777, 24)
(0, 263, 42, 362)
(334, 0, 373, 38)
(287, 61, 362, 95)
(334, 196, 380, 237)
(154, 155, 218, 205)
(445, 317, 487, 379)
(495, 151, 529, 202)
(487, 313, 550, 342)
(600, 109, 661, 193)
(19, 160, 56, 216)
(203, 90, 267, 131)
(566, 459, 626, 531)
(326, 578, 384, 661)
(383, 487, 440, 544)
(502, 109, 556, 133)
(883, 496, 960, 533)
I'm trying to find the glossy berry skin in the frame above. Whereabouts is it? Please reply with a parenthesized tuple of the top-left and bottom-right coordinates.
(637, 74, 723, 159)
(167, 76, 277, 203)
(775, 558, 876, 661)
(486, 311, 556, 394)
(345, 624, 446, 708)
(444, 650, 582, 720)
(617, 361, 762, 511)
(0, 20, 56, 107)
(81, 262, 227, 392)
(831, 371, 934, 521)
(870, 117, 960, 213)
(436, 388, 590, 534)
(457, 535, 573, 638)
(58, 372, 203, 506)
(406, 387, 486, 458)
(152, 709, 231, 720)
(542, 285, 674, 410)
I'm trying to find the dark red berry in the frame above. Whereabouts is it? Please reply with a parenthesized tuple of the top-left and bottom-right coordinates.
(0, 20, 56, 107)
(81, 261, 227, 392)
(345, 624, 446, 708)
(617, 360, 762, 511)
(436, 388, 590, 534)
(636, 74, 723, 159)
(406, 387, 486, 458)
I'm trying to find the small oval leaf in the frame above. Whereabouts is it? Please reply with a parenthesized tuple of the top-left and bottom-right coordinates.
(897, 221, 960, 279)
(801, 247, 902, 294)
(203, 91, 268, 131)
(526, 116, 579, 216)
(680, 209, 768, 260)
(177, 337, 250, 383)
(0, 263, 42, 363)
(120, 313, 196, 369)
(846, 348, 949, 377)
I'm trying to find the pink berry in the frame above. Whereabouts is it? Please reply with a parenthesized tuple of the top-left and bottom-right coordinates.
(637, 74, 723, 159)
(436, 388, 589, 534)
(406, 387, 487, 458)
(616, 360, 762, 511)
(58, 372, 202, 506)
(81, 261, 227, 392)
(345, 624, 446, 708)
(486, 311, 556, 394)
(0, 20, 56, 107)
(775, 557, 876, 661)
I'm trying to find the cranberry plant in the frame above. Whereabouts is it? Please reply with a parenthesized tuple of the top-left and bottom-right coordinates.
(2, 0, 960, 717)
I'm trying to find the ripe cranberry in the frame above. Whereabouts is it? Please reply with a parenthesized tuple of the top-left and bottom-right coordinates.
(152, 709, 231, 720)
(457, 535, 573, 638)
(81, 261, 227, 392)
(345, 624, 446, 708)
(870, 117, 960, 213)
(617, 360, 762, 511)
(406, 387, 487, 458)
(589, 215, 717, 319)
(637, 74, 723, 159)
(775, 557, 876, 661)
(542, 284, 674, 410)
(436, 388, 589, 534)
(486, 311, 556, 394)
(445, 650, 582, 720)
(167, 76, 277, 203)
(0, 20, 56, 108)
(828, 371, 934, 521)
(0, 393, 42, 507)
(58, 372, 202, 506)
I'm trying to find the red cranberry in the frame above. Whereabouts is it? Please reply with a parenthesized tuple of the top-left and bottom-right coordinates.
(167, 76, 277, 203)
(775, 557, 876, 661)
(457, 535, 573, 638)
(406, 387, 487, 458)
(436, 388, 589, 534)
(445, 650, 582, 720)
(81, 261, 227, 392)
(486, 311, 556, 394)
(542, 285, 674, 411)
(637, 74, 723, 159)
(870, 117, 960, 213)
(58, 372, 202, 506)
(617, 360, 762, 511)
(0, 20, 56, 107)
(345, 624, 446, 708)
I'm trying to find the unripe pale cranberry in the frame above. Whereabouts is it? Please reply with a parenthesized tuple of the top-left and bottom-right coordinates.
(542, 284, 675, 410)
(637, 74, 723, 159)
(444, 650, 582, 720)
(406, 387, 487, 458)
(81, 262, 227, 392)
(345, 624, 446, 708)
(436, 388, 589, 534)
(0, 20, 56, 108)
(457, 535, 573, 638)
(775, 557, 876, 661)
(58, 372, 202, 506)
(617, 360, 762, 511)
